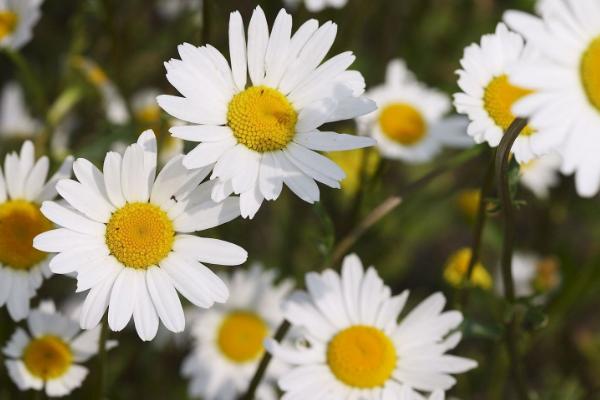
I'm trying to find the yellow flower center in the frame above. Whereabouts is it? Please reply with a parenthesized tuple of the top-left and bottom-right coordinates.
(533, 257, 560, 293)
(327, 325, 397, 389)
(443, 247, 492, 290)
(581, 36, 600, 113)
(483, 75, 534, 135)
(217, 311, 268, 363)
(135, 105, 161, 124)
(378, 103, 427, 146)
(105, 203, 174, 269)
(227, 86, 298, 153)
(23, 335, 73, 380)
(0, 11, 18, 40)
(0, 200, 52, 270)
(87, 66, 108, 87)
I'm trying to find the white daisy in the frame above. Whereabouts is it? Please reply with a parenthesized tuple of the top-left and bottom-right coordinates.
(496, 252, 561, 298)
(359, 59, 473, 164)
(157, 6, 376, 219)
(0, 141, 72, 321)
(519, 153, 561, 199)
(454, 23, 547, 164)
(0, 0, 43, 50)
(182, 264, 293, 400)
(33, 130, 248, 341)
(267, 254, 477, 399)
(504, 1, 600, 196)
(283, 0, 348, 13)
(3, 301, 103, 397)
(0, 81, 41, 139)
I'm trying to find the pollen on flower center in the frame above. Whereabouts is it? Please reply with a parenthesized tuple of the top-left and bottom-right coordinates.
(327, 325, 396, 388)
(227, 85, 298, 153)
(581, 36, 600, 113)
(23, 335, 73, 380)
(379, 103, 427, 146)
(217, 311, 268, 363)
(484, 75, 534, 135)
(0, 200, 52, 270)
(105, 202, 174, 269)
(0, 11, 18, 40)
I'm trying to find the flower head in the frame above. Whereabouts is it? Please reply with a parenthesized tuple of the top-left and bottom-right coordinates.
(0, 0, 43, 50)
(3, 301, 103, 397)
(0, 141, 72, 321)
(443, 248, 492, 291)
(34, 131, 247, 341)
(0, 82, 41, 139)
(268, 254, 477, 399)
(158, 6, 376, 218)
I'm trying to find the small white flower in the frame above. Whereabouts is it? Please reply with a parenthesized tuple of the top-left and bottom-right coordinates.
(0, 82, 41, 139)
(0, 0, 43, 50)
(268, 254, 477, 399)
(182, 264, 293, 400)
(0, 141, 73, 321)
(283, 0, 348, 13)
(454, 23, 547, 163)
(496, 252, 561, 299)
(504, 1, 600, 196)
(3, 301, 103, 397)
(34, 131, 248, 341)
(359, 59, 473, 164)
(158, 6, 376, 219)
(520, 153, 561, 199)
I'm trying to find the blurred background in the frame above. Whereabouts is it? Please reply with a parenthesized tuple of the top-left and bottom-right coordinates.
(1, 0, 599, 399)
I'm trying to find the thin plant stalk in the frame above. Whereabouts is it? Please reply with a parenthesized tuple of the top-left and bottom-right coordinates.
(95, 317, 110, 400)
(495, 117, 531, 400)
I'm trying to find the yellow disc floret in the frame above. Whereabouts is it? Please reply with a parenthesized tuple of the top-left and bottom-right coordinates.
(0, 11, 18, 41)
(0, 200, 52, 270)
(227, 85, 298, 153)
(483, 75, 534, 135)
(217, 311, 269, 363)
(327, 325, 397, 388)
(581, 36, 600, 113)
(105, 202, 174, 269)
(378, 103, 427, 146)
(23, 335, 73, 380)
(443, 247, 492, 290)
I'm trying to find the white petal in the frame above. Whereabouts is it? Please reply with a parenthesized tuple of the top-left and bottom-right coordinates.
(146, 266, 185, 332)
(173, 235, 247, 265)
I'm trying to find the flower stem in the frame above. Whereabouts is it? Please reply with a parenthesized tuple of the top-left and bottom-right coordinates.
(2, 49, 48, 116)
(495, 118, 531, 400)
(95, 317, 110, 400)
(240, 320, 291, 400)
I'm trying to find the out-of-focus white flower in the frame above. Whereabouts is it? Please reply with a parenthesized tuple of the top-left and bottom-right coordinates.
(132, 88, 162, 125)
(2, 301, 102, 397)
(158, 6, 376, 219)
(0, 0, 43, 50)
(520, 153, 561, 199)
(0, 141, 73, 321)
(72, 57, 130, 125)
(182, 265, 292, 400)
(504, 2, 600, 196)
(34, 131, 247, 341)
(359, 59, 473, 164)
(283, 0, 348, 13)
(268, 254, 477, 399)
(0, 82, 41, 138)
(496, 252, 561, 298)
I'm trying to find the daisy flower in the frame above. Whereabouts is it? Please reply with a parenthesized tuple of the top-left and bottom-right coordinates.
(158, 6, 376, 219)
(496, 252, 561, 299)
(283, 0, 348, 13)
(182, 264, 293, 400)
(360, 59, 473, 164)
(0, 0, 43, 50)
(33, 131, 247, 341)
(443, 247, 492, 291)
(504, 1, 600, 196)
(3, 301, 103, 397)
(0, 82, 41, 139)
(454, 23, 547, 164)
(267, 254, 477, 399)
(0, 141, 72, 321)
(519, 153, 561, 199)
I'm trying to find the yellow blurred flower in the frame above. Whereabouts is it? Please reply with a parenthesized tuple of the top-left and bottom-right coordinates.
(328, 148, 379, 196)
(533, 256, 561, 293)
(456, 189, 481, 221)
(444, 247, 492, 290)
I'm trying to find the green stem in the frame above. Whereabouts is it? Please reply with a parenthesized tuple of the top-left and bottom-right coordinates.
(95, 317, 110, 400)
(495, 118, 531, 400)
(240, 321, 290, 400)
(2, 49, 47, 116)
